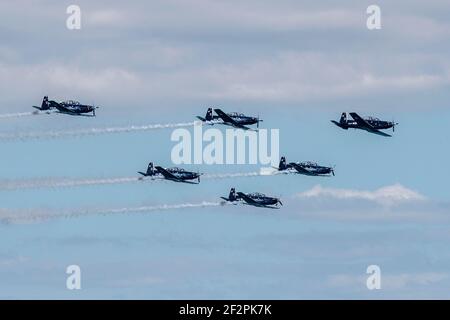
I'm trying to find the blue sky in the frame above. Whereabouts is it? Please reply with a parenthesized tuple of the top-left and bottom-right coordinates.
(0, 0, 449, 299)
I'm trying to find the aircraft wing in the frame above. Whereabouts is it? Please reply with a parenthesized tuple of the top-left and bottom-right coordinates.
(154, 166, 180, 181)
(213, 109, 237, 125)
(237, 192, 280, 209)
(236, 192, 260, 206)
(55, 104, 76, 114)
(290, 163, 311, 175)
(369, 129, 391, 137)
(349, 112, 391, 137)
(213, 109, 252, 130)
(349, 112, 374, 130)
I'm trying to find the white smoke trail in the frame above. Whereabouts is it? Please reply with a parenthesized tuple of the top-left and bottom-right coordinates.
(0, 176, 173, 191)
(0, 169, 282, 191)
(0, 177, 143, 190)
(203, 167, 283, 179)
(97, 201, 224, 216)
(0, 111, 41, 119)
(0, 122, 196, 141)
(0, 201, 225, 224)
(203, 172, 260, 179)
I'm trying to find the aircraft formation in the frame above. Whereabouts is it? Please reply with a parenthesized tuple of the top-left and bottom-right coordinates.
(22, 97, 398, 210)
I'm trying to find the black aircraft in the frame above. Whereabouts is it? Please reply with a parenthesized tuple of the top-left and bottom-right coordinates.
(197, 107, 262, 130)
(138, 162, 201, 184)
(33, 96, 98, 117)
(221, 188, 282, 209)
(276, 156, 335, 176)
(331, 112, 397, 137)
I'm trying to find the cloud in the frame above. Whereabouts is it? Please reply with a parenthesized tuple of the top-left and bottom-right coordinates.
(1, 1, 450, 110)
(288, 184, 450, 223)
(0, 254, 29, 267)
(297, 184, 427, 206)
(3, 51, 449, 110)
(88, 10, 126, 27)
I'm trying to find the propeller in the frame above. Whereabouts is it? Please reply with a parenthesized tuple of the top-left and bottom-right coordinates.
(276, 193, 283, 206)
(331, 165, 336, 176)
(91, 100, 100, 116)
(392, 119, 398, 132)
(257, 115, 263, 128)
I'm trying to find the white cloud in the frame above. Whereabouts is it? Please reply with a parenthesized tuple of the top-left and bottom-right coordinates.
(88, 10, 126, 27)
(2, 1, 450, 109)
(297, 184, 427, 206)
(0, 254, 29, 267)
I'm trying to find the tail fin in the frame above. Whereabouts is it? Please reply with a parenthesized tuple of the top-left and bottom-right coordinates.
(278, 156, 288, 170)
(228, 188, 237, 201)
(221, 188, 239, 202)
(340, 112, 347, 124)
(40, 96, 50, 110)
(138, 162, 156, 177)
(205, 108, 213, 121)
(146, 162, 155, 176)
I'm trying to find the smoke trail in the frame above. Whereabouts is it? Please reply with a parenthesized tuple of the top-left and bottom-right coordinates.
(0, 168, 282, 191)
(0, 201, 225, 224)
(203, 172, 261, 179)
(203, 168, 283, 179)
(0, 121, 196, 141)
(97, 201, 223, 216)
(0, 176, 144, 190)
(0, 111, 41, 119)
(0, 175, 176, 191)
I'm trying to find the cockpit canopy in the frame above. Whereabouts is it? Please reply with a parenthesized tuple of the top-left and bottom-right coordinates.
(248, 192, 266, 198)
(61, 100, 81, 105)
(228, 112, 245, 117)
(366, 116, 380, 121)
(168, 167, 185, 172)
(300, 161, 318, 167)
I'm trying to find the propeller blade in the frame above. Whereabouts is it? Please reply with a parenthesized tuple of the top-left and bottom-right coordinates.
(392, 119, 397, 132)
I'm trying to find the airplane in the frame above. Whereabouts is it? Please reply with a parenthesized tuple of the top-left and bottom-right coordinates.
(331, 112, 398, 137)
(33, 96, 98, 117)
(197, 107, 262, 130)
(276, 156, 335, 176)
(221, 188, 282, 209)
(138, 162, 201, 184)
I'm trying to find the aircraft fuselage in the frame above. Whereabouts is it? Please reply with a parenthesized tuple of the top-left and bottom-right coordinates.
(335, 119, 394, 130)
